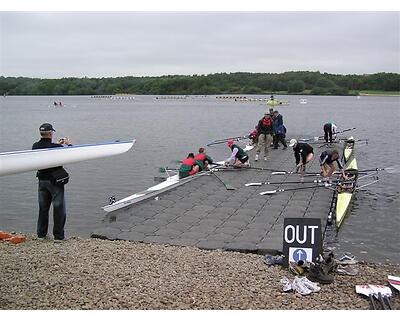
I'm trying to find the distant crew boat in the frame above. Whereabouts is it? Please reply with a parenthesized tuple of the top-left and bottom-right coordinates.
(300, 98, 307, 104)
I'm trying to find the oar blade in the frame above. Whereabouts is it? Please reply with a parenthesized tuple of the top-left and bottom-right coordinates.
(154, 176, 167, 182)
(271, 171, 287, 175)
(245, 182, 262, 186)
(260, 190, 278, 195)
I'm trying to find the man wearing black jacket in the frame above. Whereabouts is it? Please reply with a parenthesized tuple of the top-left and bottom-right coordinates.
(32, 123, 71, 241)
(289, 139, 314, 181)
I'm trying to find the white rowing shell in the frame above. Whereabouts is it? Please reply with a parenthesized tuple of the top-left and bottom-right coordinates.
(103, 146, 254, 212)
(0, 140, 135, 177)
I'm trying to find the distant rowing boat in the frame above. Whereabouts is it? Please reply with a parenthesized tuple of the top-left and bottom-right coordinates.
(102, 145, 254, 212)
(266, 99, 289, 106)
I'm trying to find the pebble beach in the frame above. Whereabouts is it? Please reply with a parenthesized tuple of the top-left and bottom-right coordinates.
(1, 236, 399, 310)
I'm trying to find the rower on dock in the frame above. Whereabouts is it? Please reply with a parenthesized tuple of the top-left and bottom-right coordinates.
(288, 139, 314, 181)
(178, 153, 200, 178)
(319, 149, 344, 178)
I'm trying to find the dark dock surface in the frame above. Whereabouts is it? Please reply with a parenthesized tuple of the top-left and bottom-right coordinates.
(92, 144, 333, 254)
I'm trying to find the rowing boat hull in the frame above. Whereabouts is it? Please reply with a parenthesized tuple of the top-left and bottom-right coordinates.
(336, 192, 353, 228)
(102, 145, 254, 212)
(335, 138, 358, 229)
(0, 140, 135, 177)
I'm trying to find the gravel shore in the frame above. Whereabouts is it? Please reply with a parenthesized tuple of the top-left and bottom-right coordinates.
(1, 236, 398, 310)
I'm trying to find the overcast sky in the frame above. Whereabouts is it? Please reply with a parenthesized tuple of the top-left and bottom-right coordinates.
(1, 11, 399, 78)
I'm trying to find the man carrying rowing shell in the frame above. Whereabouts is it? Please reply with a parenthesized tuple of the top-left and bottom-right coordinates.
(323, 122, 337, 143)
(178, 153, 200, 178)
(32, 123, 72, 241)
(194, 147, 213, 171)
(289, 139, 314, 180)
(319, 149, 344, 178)
(225, 140, 249, 167)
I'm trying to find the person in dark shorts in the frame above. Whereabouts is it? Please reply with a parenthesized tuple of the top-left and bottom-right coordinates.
(323, 122, 337, 143)
(289, 139, 314, 181)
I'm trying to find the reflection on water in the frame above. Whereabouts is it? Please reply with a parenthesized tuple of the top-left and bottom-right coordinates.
(0, 95, 399, 263)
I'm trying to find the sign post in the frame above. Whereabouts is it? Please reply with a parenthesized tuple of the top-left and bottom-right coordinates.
(282, 218, 322, 267)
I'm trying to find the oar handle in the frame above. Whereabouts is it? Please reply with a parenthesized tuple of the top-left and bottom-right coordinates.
(369, 294, 377, 310)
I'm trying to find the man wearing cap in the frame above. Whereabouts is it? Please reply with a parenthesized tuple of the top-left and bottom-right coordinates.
(289, 139, 314, 180)
(32, 123, 71, 241)
(255, 113, 273, 161)
(226, 140, 249, 167)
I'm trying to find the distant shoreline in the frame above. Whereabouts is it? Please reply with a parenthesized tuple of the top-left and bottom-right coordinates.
(1, 71, 398, 97)
(2, 92, 400, 97)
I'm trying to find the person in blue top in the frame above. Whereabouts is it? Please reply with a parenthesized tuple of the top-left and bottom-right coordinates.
(319, 149, 344, 178)
(272, 110, 287, 149)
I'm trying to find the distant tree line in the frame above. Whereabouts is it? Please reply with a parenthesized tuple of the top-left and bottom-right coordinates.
(0, 71, 399, 96)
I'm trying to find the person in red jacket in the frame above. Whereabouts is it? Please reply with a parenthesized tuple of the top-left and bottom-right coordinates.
(194, 147, 213, 171)
(178, 153, 200, 178)
(255, 113, 273, 161)
(249, 126, 258, 145)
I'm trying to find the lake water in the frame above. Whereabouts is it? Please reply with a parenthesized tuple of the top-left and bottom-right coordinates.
(1, 95, 399, 263)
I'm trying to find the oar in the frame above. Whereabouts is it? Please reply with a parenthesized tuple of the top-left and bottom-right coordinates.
(358, 167, 396, 174)
(207, 135, 249, 146)
(369, 285, 393, 310)
(154, 176, 167, 182)
(299, 127, 357, 142)
(245, 179, 329, 186)
(210, 171, 236, 190)
(260, 185, 327, 195)
(355, 285, 377, 310)
(158, 167, 178, 173)
(212, 135, 249, 143)
(316, 127, 356, 139)
(270, 170, 340, 176)
(356, 177, 379, 191)
(337, 127, 357, 135)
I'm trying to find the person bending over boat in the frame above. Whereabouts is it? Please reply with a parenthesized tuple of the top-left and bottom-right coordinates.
(255, 113, 273, 161)
(194, 147, 213, 171)
(225, 140, 249, 167)
(248, 126, 258, 145)
(32, 123, 72, 241)
(323, 122, 337, 143)
(319, 149, 344, 178)
(289, 139, 314, 178)
(178, 153, 200, 179)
